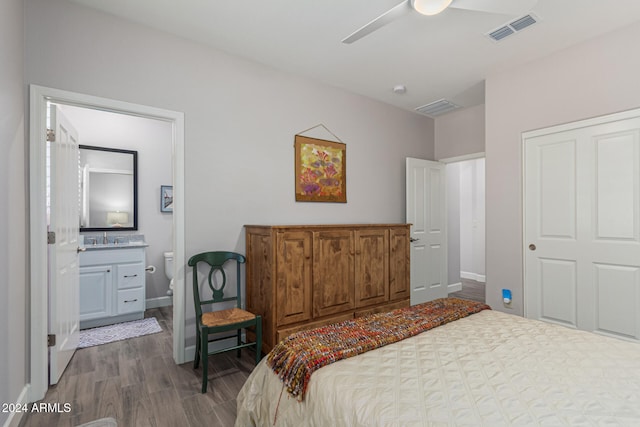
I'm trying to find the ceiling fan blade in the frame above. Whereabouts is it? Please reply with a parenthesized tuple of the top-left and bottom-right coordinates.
(342, 1, 412, 44)
(449, 0, 537, 15)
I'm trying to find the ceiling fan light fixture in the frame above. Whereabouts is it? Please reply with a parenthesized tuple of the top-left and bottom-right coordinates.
(411, 0, 454, 16)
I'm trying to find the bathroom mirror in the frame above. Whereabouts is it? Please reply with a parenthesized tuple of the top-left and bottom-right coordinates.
(79, 145, 138, 231)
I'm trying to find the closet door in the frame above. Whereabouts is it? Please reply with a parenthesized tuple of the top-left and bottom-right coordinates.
(524, 114, 640, 342)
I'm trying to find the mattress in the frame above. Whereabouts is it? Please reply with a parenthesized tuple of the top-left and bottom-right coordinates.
(236, 309, 640, 426)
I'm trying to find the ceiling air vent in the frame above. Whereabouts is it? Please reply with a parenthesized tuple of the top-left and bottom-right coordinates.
(415, 99, 460, 117)
(486, 13, 540, 42)
(488, 26, 515, 41)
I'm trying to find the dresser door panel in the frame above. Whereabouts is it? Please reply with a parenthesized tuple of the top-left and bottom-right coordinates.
(276, 231, 313, 325)
(389, 227, 411, 300)
(313, 230, 355, 317)
(355, 229, 389, 307)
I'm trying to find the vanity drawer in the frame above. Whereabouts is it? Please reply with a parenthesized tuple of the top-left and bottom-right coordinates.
(117, 288, 145, 314)
(117, 263, 144, 289)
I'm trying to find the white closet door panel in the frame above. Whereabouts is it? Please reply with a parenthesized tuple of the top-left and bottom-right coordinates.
(525, 134, 579, 322)
(539, 139, 577, 239)
(586, 123, 640, 340)
(525, 113, 640, 342)
(594, 130, 640, 241)
(539, 258, 577, 327)
(594, 263, 640, 339)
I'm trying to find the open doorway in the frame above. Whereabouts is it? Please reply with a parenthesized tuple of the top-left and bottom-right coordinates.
(29, 85, 185, 402)
(445, 155, 486, 303)
(57, 104, 174, 308)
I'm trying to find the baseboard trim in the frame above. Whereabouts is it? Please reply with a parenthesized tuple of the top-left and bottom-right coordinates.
(3, 385, 29, 427)
(448, 282, 462, 293)
(146, 296, 173, 309)
(460, 272, 486, 283)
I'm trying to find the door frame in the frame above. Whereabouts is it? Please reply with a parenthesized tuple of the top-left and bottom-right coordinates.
(521, 107, 640, 319)
(439, 152, 486, 293)
(28, 85, 186, 401)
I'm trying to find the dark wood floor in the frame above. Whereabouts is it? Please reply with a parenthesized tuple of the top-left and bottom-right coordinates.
(449, 279, 486, 303)
(20, 306, 256, 427)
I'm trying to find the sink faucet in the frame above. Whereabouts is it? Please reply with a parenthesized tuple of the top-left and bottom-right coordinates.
(103, 232, 108, 245)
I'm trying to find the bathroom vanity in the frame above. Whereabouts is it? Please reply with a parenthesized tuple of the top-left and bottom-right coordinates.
(79, 235, 148, 329)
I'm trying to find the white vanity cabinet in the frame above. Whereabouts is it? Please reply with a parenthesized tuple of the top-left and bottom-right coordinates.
(79, 245, 146, 329)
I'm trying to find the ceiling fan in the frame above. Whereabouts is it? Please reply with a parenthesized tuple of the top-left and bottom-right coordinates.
(342, 0, 538, 44)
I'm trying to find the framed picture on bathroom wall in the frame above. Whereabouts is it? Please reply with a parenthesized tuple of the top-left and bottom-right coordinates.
(161, 185, 173, 213)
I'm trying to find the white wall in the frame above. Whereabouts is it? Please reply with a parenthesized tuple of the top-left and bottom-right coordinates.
(485, 21, 640, 314)
(459, 158, 485, 282)
(0, 0, 27, 425)
(435, 104, 485, 160)
(60, 105, 173, 300)
(25, 0, 434, 348)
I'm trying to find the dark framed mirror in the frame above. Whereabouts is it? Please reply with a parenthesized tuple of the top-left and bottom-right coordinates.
(79, 145, 138, 231)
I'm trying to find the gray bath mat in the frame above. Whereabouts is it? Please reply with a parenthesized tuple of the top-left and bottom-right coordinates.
(78, 317, 161, 348)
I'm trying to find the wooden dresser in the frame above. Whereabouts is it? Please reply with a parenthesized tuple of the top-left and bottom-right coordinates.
(245, 224, 410, 353)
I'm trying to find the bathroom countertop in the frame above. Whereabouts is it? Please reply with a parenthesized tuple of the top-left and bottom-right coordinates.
(83, 242, 149, 250)
(81, 234, 148, 250)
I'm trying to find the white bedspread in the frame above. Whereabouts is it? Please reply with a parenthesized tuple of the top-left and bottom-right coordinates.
(236, 310, 640, 426)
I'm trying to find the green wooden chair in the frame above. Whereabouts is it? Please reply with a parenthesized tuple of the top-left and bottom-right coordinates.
(188, 251, 262, 393)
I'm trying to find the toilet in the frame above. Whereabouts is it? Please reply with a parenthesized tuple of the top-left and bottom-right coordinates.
(163, 251, 174, 296)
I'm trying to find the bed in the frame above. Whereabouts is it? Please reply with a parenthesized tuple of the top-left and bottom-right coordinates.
(236, 298, 640, 426)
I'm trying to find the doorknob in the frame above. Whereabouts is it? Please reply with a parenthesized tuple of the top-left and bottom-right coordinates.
(410, 237, 420, 242)
(77, 246, 87, 253)
(528, 244, 536, 251)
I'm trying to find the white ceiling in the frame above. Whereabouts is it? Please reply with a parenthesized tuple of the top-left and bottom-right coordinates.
(69, 0, 640, 116)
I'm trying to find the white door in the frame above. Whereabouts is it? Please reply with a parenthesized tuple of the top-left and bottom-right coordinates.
(48, 104, 81, 384)
(406, 158, 448, 305)
(524, 115, 640, 341)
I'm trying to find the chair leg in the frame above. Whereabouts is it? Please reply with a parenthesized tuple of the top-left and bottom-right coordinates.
(193, 328, 201, 369)
(236, 330, 242, 358)
(255, 316, 263, 364)
(201, 328, 209, 393)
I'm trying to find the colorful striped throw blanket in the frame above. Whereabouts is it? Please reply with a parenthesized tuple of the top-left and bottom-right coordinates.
(267, 297, 490, 400)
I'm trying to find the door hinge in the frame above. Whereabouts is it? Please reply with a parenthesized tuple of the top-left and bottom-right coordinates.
(47, 334, 56, 347)
(46, 128, 55, 142)
(47, 231, 56, 244)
